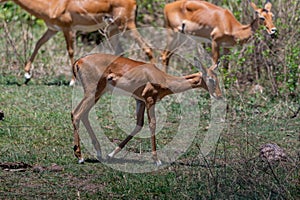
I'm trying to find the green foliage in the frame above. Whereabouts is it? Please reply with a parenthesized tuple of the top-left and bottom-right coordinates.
(285, 43, 300, 94)
(1, 2, 43, 27)
(136, 0, 167, 26)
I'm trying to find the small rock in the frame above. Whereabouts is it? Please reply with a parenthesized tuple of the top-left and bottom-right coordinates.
(259, 143, 287, 163)
(47, 163, 64, 172)
(32, 165, 45, 173)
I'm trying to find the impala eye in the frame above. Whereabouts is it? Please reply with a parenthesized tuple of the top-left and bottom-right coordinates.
(259, 17, 265, 21)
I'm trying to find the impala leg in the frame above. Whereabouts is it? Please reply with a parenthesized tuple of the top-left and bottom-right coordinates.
(108, 100, 145, 158)
(147, 105, 161, 166)
(161, 49, 173, 72)
(24, 29, 57, 83)
(127, 22, 156, 63)
(161, 30, 184, 72)
(71, 99, 85, 163)
(62, 29, 76, 86)
(81, 112, 102, 161)
(79, 84, 107, 162)
(211, 40, 220, 65)
(71, 94, 101, 164)
(161, 28, 174, 72)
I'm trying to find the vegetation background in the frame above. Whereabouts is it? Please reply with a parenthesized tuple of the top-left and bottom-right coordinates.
(0, 0, 299, 199)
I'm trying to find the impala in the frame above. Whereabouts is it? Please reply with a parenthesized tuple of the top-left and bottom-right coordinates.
(0, 0, 155, 85)
(71, 53, 222, 165)
(161, 0, 277, 71)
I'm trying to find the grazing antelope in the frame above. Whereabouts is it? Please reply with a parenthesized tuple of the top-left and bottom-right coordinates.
(161, 0, 277, 71)
(0, 0, 155, 85)
(71, 53, 222, 165)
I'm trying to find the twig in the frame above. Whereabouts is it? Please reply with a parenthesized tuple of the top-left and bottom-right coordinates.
(265, 160, 287, 198)
(98, 15, 121, 54)
(196, 143, 219, 195)
(290, 105, 300, 118)
(2, 19, 24, 64)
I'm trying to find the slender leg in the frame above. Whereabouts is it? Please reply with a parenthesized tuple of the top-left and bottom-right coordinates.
(161, 28, 175, 72)
(71, 99, 86, 164)
(108, 100, 145, 158)
(146, 105, 162, 166)
(81, 112, 102, 161)
(71, 92, 103, 163)
(161, 30, 186, 72)
(112, 6, 154, 63)
(24, 28, 58, 83)
(161, 49, 173, 72)
(211, 40, 220, 65)
(62, 29, 76, 86)
(127, 22, 156, 63)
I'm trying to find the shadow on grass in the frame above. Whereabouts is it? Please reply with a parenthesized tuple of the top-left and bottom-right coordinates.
(84, 157, 149, 165)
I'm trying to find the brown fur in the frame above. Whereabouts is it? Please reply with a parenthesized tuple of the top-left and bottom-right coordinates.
(162, 0, 277, 71)
(71, 53, 222, 164)
(1, 0, 155, 83)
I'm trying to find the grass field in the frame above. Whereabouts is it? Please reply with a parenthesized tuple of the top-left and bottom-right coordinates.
(0, 1, 299, 198)
(0, 81, 299, 199)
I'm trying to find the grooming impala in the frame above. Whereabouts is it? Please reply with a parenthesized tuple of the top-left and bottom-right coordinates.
(0, 0, 155, 85)
(71, 53, 222, 165)
(161, 0, 277, 71)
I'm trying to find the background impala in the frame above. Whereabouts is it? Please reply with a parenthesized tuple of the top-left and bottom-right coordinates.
(0, 0, 155, 85)
(161, 0, 277, 71)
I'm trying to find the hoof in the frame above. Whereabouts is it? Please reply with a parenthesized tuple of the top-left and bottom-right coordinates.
(24, 72, 32, 85)
(155, 160, 162, 167)
(107, 152, 114, 159)
(24, 72, 32, 80)
(107, 147, 121, 159)
(69, 79, 76, 86)
(78, 158, 85, 164)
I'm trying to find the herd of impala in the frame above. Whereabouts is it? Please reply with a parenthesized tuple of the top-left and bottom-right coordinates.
(1, 0, 277, 165)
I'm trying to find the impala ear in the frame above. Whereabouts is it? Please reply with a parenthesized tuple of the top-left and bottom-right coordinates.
(194, 57, 207, 76)
(264, 0, 272, 11)
(248, 0, 259, 12)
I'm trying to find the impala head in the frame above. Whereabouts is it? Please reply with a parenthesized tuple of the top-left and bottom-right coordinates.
(194, 58, 223, 100)
(249, 0, 277, 38)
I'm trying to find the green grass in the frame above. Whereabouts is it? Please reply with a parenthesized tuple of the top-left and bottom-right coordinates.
(0, 83, 299, 199)
(0, 2, 299, 197)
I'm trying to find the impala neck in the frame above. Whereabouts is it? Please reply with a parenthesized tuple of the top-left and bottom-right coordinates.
(165, 73, 208, 94)
(234, 17, 260, 43)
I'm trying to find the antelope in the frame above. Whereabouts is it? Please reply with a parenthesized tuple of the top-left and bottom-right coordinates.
(161, 0, 277, 71)
(0, 0, 155, 85)
(71, 53, 223, 165)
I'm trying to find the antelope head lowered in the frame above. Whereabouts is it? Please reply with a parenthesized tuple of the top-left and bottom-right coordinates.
(71, 53, 222, 165)
(161, 0, 277, 71)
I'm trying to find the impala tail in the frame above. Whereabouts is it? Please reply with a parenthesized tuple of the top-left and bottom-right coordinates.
(72, 59, 80, 80)
(71, 58, 84, 86)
